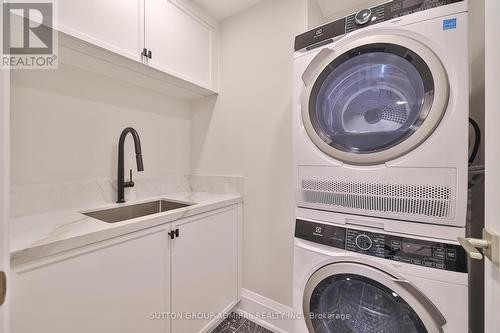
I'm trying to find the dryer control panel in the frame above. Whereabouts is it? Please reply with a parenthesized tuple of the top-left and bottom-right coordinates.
(295, 219, 467, 273)
(294, 0, 464, 51)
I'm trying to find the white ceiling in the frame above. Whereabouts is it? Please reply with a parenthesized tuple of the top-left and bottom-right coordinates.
(192, 0, 263, 20)
(192, 0, 390, 22)
(316, 0, 389, 20)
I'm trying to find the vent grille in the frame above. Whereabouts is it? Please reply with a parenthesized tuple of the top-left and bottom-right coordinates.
(301, 179, 453, 218)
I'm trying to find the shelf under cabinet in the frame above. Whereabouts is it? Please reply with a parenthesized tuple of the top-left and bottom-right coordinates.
(54, 30, 218, 101)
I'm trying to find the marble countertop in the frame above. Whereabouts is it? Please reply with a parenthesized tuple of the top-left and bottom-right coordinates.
(10, 191, 242, 266)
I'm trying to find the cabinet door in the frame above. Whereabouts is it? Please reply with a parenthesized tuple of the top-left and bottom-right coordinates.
(145, 0, 213, 87)
(56, 0, 144, 62)
(11, 227, 170, 333)
(172, 207, 239, 333)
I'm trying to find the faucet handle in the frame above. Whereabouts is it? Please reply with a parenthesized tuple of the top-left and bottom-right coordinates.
(129, 169, 135, 186)
(124, 169, 135, 188)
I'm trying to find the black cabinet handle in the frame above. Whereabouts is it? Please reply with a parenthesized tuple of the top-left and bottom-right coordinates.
(147, 50, 152, 59)
(169, 229, 180, 239)
(142, 48, 148, 57)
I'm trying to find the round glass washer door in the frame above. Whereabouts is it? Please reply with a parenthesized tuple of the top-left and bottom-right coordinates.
(303, 262, 445, 333)
(302, 37, 449, 165)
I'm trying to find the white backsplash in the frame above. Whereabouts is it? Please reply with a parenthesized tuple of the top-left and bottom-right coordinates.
(189, 175, 244, 195)
(11, 175, 243, 218)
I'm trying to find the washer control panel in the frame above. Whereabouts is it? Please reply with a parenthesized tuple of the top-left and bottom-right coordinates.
(295, 219, 467, 273)
(295, 0, 464, 51)
(346, 229, 467, 272)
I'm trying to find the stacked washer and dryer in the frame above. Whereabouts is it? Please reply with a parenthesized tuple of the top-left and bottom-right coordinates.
(292, 1, 470, 332)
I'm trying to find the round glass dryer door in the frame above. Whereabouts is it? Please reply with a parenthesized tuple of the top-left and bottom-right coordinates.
(303, 262, 445, 333)
(302, 41, 449, 165)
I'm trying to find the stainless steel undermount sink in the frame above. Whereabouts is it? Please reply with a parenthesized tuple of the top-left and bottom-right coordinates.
(83, 200, 192, 223)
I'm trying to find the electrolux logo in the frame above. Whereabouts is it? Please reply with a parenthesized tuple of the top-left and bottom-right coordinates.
(313, 226, 323, 237)
(313, 28, 323, 39)
(2, 0, 58, 69)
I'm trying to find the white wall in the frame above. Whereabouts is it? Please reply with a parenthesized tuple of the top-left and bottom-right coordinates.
(484, 2, 500, 332)
(0, 5, 11, 328)
(307, 0, 325, 29)
(10, 64, 192, 186)
(191, 0, 307, 306)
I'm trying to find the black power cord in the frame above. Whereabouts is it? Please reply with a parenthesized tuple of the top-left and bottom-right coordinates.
(469, 117, 481, 165)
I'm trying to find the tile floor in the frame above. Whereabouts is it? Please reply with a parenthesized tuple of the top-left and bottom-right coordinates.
(211, 312, 274, 333)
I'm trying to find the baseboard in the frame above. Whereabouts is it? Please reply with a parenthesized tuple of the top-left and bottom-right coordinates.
(201, 300, 239, 333)
(235, 289, 295, 333)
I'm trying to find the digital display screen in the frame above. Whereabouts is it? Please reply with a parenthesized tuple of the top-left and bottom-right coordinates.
(402, 241, 432, 256)
(403, 0, 423, 9)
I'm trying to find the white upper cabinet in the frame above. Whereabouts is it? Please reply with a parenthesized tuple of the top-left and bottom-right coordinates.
(54, 0, 219, 97)
(56, 0, 145, 62)
(145, 0, 214, 87)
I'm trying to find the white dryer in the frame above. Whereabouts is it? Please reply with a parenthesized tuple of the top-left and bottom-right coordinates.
(292, 218, 468, 333)
(293, 0, 469, 228)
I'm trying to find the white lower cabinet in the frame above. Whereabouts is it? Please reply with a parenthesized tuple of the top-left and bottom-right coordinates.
(11, 226, 171, 333)
(171, 207, 239, 333)
(11, 205, 241, 333)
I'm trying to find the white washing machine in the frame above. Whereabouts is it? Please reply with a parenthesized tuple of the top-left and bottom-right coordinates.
(292, 218, 468, 333)
(293, 0, 469, 228)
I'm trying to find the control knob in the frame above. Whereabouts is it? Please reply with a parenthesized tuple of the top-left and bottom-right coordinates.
(355, 234, 373, 251)
(355, 8, 373, 25)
